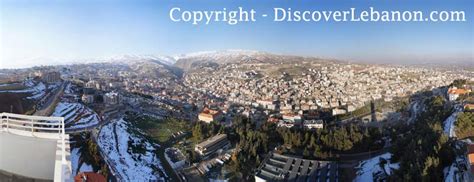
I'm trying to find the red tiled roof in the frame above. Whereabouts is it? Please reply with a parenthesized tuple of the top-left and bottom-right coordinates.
(448, 88, 470, 95)
(201, 108, 220, 115)
(74, 172, 106, 182)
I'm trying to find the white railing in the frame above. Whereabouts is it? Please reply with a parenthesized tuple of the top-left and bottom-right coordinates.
(0, 112, 69, 181)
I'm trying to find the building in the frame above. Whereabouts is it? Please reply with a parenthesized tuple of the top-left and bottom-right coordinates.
(104, 92, 120, 105)
(195, 134, 230, 158)
(254, 152, 338, 182)
(198, 108, 223, 123)
(464, 104, 474, 112)
(85, 80, 100, 90)
(448, 87, 471, 101)
(0, 113, 71, 181)
(82, 94, 94, 104)
(164, 147, 186, 169)
(468, 144, 474, 178)
(282, 113, 302, 123)
(332, 108, 347, 116)
(257, 100, 277, 110)
(303, 120, 324, 129)
(41, 71, 62, 83)
(278, 120, 295, 128)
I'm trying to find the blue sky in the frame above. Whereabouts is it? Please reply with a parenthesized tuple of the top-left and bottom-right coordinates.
(1, 0, 473, 68)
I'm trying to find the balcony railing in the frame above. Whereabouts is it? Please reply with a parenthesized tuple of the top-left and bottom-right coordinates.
(0, 112, 69, 181)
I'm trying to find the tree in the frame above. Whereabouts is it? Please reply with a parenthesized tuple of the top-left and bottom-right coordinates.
(303, 148, 310, 158)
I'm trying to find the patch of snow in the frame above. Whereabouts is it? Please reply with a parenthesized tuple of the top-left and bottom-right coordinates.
(443, 105, 462, 138)
(97, 118, 167, 181)
(100, 54, 177, 66)
(175, 50, 264, 60)
(64, 82, 73, 94)
(70, 148, 94, 177)
(354, 153, 400, 182)
(51, 102, 100, 130)
(443, 155, 467, 182)
(68, 114, 99, 130)
(0, 80, 47, 100)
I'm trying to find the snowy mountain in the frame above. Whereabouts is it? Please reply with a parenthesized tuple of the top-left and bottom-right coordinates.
(174, 50, 265, 60)
(173, 50, 326, 71)
(101, 54, 177, 66)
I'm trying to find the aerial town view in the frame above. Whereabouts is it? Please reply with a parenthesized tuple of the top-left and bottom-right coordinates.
(0, 0, 473, 182)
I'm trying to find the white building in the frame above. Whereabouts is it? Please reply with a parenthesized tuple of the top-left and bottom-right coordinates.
(332, 108, 347, 116)
(104, 92, 120, 105)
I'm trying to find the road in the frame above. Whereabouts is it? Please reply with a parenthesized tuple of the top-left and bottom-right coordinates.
(34, 81, 66, 116)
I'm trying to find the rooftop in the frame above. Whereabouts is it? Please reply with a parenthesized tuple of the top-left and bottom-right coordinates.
(448, 88, 471, 95)
(200, 108, 221, 116)
(195, 134, 228, 149)
(0, 113, 71, 181)
(255, 152, 338, 182)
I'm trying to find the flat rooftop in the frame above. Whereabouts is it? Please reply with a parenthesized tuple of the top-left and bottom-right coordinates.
(0, 132, 57, 180)
(0, 169, 51, 182)
(196, 134, 228, 149)
(256, 153, 338, 182)
(0, 112, 71, 181)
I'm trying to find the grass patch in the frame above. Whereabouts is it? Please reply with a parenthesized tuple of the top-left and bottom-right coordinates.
(125, 112, 189, 143)
(123, 112, 188, 182)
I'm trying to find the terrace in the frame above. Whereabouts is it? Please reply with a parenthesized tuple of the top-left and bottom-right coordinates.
(0, 113, 71, 181)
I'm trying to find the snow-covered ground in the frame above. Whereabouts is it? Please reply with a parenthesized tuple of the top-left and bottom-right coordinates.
(443, 105, 462, 138)
(0, 79, 47, 100)
(97, 118, 167, 181)
(354, 153, 400, 182)
(51, 102, 100, 130)
(70, 148, 94, 177)
(443, 141, 473, 182)
(64, 82, 73, 94)
(443, 156, 464, 182)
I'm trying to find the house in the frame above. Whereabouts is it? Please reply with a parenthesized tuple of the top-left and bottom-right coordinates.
(464, 104, 474, 112)
(257, 100, 277, 110)
(198, 108, 223, 123)
(74, 172, 106, 182)
(468, 144, 474, 177)
(448, 87, 471, 101)
(194, 134, 230, 158)
(303, 120, 324, 129)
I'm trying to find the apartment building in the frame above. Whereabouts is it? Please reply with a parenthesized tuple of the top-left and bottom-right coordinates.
(194, 134, 230, 158)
